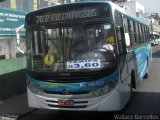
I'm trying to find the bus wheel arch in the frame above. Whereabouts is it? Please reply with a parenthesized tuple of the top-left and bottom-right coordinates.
(144, 57, 149, 79)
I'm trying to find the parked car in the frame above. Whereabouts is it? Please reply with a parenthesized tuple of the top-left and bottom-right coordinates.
(150, 34, 159, 46)
(150, 39, 159, 46)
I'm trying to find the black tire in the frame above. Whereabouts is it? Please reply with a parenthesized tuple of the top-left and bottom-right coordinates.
(144, 60, 149, 79)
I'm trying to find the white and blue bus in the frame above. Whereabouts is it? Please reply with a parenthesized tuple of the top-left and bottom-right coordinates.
(17, 1, 152, 111)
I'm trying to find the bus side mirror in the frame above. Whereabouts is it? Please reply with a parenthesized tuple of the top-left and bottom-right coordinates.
(16, 24, 25, 54)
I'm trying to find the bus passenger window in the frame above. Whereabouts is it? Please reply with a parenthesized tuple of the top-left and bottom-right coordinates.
(135, 23, 140, 44)
(138, 24, 142, 44)
(130, 20, 135, 46)
(123, 17, 131, 48)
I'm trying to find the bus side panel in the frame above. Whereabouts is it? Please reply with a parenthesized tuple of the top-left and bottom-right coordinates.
(118, 51, 135, 107)
(133, 43, 151, 83)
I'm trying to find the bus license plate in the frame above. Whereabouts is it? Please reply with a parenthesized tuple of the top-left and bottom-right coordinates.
(58, 99, 74, 106)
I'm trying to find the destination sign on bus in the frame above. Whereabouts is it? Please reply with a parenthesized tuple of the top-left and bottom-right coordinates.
(36, 9, 97, 23)
(27, 5, 110, 24)
(52, 9, 96, 22)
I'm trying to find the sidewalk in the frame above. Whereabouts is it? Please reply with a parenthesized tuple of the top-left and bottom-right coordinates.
(0, 93, 35, 116)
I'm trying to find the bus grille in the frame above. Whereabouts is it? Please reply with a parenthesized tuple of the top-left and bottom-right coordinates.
(48, 104, 87, 108)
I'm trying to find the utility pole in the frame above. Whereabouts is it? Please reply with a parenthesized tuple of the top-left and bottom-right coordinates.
(150, 15, 153, 33)
(37, 0, 40, 9)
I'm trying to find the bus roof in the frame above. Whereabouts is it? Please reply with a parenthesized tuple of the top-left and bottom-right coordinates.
(26, 1, 149, 26)
(26, 1, 110, 15)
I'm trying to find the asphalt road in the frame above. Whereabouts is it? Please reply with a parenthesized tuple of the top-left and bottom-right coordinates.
(20, 45, 160, 120)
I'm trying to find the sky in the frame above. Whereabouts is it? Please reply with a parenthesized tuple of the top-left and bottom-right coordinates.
(136, 0, 160, 14)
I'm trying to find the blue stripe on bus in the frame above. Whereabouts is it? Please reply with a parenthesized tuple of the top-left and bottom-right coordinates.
(28, 68, 119, 92)
(132, 43, 151, 79)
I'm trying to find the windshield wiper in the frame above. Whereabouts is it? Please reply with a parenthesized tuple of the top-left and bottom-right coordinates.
(41, 26, 58, 50)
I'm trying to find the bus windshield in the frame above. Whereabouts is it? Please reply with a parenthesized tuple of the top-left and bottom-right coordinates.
(27, 23, 117, 72)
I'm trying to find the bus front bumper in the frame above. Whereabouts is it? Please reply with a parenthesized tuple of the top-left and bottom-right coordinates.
(27, 87, 123, 111)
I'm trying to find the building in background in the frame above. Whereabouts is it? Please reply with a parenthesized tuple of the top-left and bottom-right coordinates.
(0, 0, 76, 12)
(149, 13, 160, 34)
(0, 8, 26, 59)
(114, 0, 160, 34)
(0, 0, 159, 59)
(115, 0, 145, 18)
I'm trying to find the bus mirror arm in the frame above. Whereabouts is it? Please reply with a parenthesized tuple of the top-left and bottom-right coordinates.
(116, 26, 127, 55)
(16, 24, 25, 54)
(120, 27, 127, 54)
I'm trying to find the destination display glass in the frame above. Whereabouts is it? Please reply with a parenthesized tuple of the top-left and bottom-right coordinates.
(26, 4, 111, 25)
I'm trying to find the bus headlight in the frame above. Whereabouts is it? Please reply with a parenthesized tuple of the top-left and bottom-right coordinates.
(28, 84, 42, 95)
(92, 79, 118, 97)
